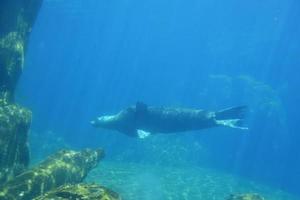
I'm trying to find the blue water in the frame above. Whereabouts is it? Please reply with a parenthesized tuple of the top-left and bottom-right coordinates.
(16, 0, 300, 197)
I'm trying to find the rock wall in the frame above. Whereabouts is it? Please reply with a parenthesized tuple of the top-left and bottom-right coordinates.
(0, 0, 43, 102)
(0, 0, 42, 184)
(0, 99, 31, 183)
(0, 2, 121, 199)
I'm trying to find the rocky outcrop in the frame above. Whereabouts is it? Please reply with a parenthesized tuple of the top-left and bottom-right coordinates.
(0, 32, 24, 102)
(0, 0, 42, 184)
(0, 99, 32, 184)
(0, 0, 43, 102)
(0, 148, 104, 200)
(0, 2, 121, 199)
(33, 183, 121, 200)
(0, 1, 122, 200)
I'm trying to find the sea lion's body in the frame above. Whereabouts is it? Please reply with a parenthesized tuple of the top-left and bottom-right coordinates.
(91, 102, 247, 138)
(132, 107, 216, 133)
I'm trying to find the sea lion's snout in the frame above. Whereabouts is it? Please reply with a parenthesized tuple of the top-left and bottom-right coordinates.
(90, 120, 96, 126)
(90, 117, 104, 127)
(98, 115, 115, 121)
(90, 115, 116, 128)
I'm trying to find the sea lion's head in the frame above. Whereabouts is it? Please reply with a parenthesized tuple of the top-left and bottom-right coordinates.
(91, 107, 136, 135)
(90, 115, 117, 129)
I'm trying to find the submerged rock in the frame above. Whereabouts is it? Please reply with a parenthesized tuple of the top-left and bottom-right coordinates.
(0, 148, 104, 200)
(0, 0, 43, 38)
(226, 193, 265, 200)
(0, 0, 42, 186)
(0, 0, 43, 102)
(33, 183, 121, 200)
(0, 99, 32, 184)
(0, 32, 24, 101)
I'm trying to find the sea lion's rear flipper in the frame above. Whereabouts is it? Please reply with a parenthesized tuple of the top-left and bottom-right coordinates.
(216, 119, 248, 130)
(215, 106, 248, 130)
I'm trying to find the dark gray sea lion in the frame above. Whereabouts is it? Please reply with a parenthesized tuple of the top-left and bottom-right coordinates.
(91, 102, 248, 138)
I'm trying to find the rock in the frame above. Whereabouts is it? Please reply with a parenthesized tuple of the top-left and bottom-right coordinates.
(0, 0, 43, 102)
(226, 193, 265, 200)
(0, 0, 42, 186)
(33, 183, 121, 200)
(0, 0, 42, 38)
(0, 32, 25, 101)
(0, 148, 104, 200)
(0, 99, 32, 184)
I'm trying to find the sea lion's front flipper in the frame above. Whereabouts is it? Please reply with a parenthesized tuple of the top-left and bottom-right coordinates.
(137, 129, 151, 139)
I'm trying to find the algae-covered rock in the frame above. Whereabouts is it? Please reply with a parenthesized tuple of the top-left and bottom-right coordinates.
(0, 0, 42, 186)
(33, 183, 121, 200)
(0, 148, 104, 200)
(226, 193, 265, 200)
(0, 32, 25, 101)
(0, 99, 32, 184)
(0, 0, 43, 102)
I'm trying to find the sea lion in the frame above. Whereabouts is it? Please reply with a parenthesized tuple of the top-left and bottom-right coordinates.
(91, 102, 248, 138)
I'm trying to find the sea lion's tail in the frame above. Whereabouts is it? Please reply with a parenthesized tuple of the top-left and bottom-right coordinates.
(215, 106, 248, 130)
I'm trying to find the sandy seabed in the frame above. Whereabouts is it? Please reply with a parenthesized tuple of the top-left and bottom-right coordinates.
(86, 161, 298, 200)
